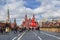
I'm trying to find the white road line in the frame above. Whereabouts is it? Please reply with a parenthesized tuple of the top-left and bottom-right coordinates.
(12, 37, 17, 40)
(33, 32, 37, 36)
(38, 36, 42, 40)
(17, 31, 26, 40)
(12, 33, 21, 40)
(41, 32, 60, 40)
(32, 31, 42, 40)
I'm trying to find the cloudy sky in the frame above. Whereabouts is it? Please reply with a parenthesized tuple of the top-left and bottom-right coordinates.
(0, 0, 60, 25)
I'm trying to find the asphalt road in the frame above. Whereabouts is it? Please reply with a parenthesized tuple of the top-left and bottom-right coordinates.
(0, 30, 60, 40)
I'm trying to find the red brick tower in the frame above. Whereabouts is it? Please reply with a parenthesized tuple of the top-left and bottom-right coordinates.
(25, 14, 28, 21)
(24, 14, 29, 28)
(14, 18, 16, 25)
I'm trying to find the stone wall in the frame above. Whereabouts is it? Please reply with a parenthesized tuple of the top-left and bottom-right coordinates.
(40, 28, 60, 32)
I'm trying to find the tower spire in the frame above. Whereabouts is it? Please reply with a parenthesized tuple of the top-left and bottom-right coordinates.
(25, 14, 28, 21)
(32, 14, 35, 20)
(6, 8, 10, 23)
(7, 8, 10, 21)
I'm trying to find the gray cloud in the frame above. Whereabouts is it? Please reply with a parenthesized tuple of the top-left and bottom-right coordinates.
(0, 0, 60, 25)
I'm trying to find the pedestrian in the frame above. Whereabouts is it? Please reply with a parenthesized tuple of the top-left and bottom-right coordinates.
(1, 28, 3, 34)
(14, 27, 17, 34)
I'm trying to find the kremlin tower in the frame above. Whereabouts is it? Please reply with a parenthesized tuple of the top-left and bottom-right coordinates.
(14, 18, 17, 28)
(6, 9, 10, 23)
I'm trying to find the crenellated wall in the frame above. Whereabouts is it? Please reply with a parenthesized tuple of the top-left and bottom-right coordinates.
(40, 27, 60, 32)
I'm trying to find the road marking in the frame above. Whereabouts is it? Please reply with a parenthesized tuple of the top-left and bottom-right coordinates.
(32, 31, 42, 40)
(41, 32, 60, 39)
(17, 31, 26, 40)
(38, 36, 42, 40)
(33, 32, 37, 36)
(12, 31, 24, 40)
(12, 37, 17, 40)
(12, 33, 21, 40)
